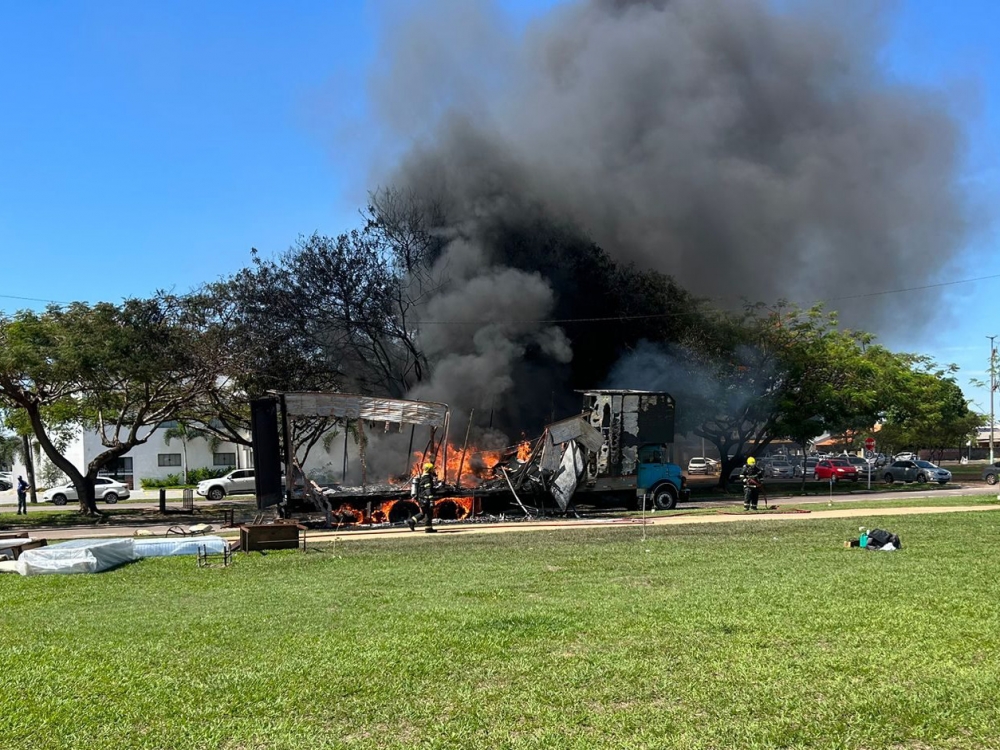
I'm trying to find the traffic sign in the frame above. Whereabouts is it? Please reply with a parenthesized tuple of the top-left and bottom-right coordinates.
(864, 437, 876, 452)
(864, 449, 875, 460)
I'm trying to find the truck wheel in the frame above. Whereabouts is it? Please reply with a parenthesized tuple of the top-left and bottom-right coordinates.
(653, 485, 678, 511)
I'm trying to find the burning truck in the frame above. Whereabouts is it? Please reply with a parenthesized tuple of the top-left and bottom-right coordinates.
(249, 389, 689, 525)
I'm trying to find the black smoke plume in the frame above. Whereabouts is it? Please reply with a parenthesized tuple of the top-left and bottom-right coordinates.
(362, 0, 968, 431)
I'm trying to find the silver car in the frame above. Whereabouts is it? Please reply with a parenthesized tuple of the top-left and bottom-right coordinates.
(882, 460, 951, 485)
(767, 460, 795, 479)
(913, 460, 951, 484)
(686, 457, 717, 475)
(846, 456, 875, 479)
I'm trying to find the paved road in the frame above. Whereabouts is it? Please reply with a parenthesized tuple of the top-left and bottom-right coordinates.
(1, 482, 995, 512)
(685, 483, 997, 509)
(0, 489, 238, 511)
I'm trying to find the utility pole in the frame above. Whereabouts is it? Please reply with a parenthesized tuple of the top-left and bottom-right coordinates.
(990, 336, 998, 464)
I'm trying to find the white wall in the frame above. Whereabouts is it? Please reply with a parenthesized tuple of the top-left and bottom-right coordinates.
(82, 428, 252, 486)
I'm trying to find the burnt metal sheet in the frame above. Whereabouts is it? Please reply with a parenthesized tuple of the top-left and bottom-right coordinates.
(538, 432, 562, 473)
(546, 416, 605, 452)
(282, 393, 449, 427)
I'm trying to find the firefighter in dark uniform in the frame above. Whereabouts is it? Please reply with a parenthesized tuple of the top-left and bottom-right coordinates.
(740, 456, 765, 511)
(408, 462, 438, 533)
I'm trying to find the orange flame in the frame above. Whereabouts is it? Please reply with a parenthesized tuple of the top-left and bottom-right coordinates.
(391, 445, 503, 487)
(334, 496, 476, 524)
(516, 440, 532, 462)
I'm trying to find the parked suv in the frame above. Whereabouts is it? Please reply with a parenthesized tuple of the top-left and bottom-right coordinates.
(197, 469, 256, 501)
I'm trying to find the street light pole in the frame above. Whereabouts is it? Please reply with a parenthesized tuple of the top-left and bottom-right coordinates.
(989, 336, 998, 464)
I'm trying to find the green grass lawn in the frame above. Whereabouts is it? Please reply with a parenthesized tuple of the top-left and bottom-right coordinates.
(2, 512, 1000, 749)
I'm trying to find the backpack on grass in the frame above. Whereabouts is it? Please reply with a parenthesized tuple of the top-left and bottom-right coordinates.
(866, 528, 901, 550)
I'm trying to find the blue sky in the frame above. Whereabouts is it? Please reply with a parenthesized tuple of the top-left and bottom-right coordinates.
(1, 0, 998, 411)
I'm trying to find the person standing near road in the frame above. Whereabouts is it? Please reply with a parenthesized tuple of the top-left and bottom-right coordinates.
(16, 475, 29, 515)
(740, 457, 764, 511)
(408, 463, 438, 533)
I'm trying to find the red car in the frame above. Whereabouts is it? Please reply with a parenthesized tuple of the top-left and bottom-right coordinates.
(813, 459, 858, 482)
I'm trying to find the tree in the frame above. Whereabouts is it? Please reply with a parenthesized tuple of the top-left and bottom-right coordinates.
(0, 433, 20, 470)
(674, 305, 894, 488)
(0, 294, 234, 514)
(162, 421, 218, 485)
(878, 360, 983, 461)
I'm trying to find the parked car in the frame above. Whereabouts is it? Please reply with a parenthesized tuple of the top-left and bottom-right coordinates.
(913, 460, 951, 484)
(813, 459, 859, 482)
(42, 476, 130, 505)
(846, 456, 875, 478)
(686, 457, 718, 475)
(766, 459, 795, 479)
(805, 457, 819, 475)
(982, 461, 1000, 485)
(0, 472, 11, 491)
(882, 460, 951, 485)
(197, 468, 256, 501)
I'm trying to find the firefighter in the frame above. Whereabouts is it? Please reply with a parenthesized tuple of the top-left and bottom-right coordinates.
(740, 456, 765, 511)
(407, 462, 438, 533)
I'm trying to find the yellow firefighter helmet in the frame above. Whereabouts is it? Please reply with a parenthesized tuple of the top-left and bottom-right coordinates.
(747, 457, 756, 465)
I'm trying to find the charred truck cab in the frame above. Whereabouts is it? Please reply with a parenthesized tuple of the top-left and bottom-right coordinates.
(577, 390, 689, 510)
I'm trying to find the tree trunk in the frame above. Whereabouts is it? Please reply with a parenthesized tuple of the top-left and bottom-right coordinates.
(181, 441, 188, 485)
(22, 434, 38, 504)
(22, 403, 100, 516)
(77, 477, 100, 516)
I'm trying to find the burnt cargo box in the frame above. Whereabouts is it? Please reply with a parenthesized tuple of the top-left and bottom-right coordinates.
(580, 390, 676, 478)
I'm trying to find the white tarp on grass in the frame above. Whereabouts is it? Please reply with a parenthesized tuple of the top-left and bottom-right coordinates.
(15, 538, 137, 576)
(133, 536, 228, 558)
(14, 535, 230, 575)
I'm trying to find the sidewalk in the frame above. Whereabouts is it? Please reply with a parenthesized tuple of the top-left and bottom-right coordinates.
(12, 503, 1000, 544)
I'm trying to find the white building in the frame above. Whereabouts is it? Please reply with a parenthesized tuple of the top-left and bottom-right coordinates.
(8, 421, 253, 489)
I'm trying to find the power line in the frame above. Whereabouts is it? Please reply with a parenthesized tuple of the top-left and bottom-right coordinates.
(824, 273, 1000, 303)
(0, 293, 68, 304)
(417, 271, 1000, 325)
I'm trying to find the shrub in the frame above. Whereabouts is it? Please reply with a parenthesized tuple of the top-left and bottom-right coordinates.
(186, 467, 230, 484)
(140, 473, 183, 489)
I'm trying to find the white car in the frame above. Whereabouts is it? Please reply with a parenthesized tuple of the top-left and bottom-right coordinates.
(43, 477, 130, 505)
(686, 457, 718, 475)
(197, 469, 256, 501)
